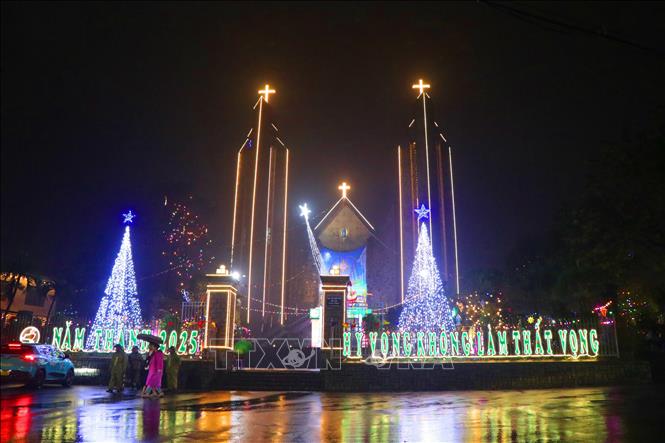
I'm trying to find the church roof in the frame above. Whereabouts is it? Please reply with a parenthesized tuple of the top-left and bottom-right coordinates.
(314, 196, 374, 251)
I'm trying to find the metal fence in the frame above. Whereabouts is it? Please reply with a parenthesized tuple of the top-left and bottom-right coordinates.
(182, 301, 206, 322)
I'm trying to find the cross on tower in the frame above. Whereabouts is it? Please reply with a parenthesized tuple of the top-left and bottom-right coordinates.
(412, 79, 431, 96)
(338, 182, 350, 199)
(258, 84, 276, 102)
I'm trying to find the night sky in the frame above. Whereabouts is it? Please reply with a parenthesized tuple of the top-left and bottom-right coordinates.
(2, 3, 664, 305)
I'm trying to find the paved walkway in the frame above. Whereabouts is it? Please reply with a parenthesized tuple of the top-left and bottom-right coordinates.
(2, 384, 664, 441)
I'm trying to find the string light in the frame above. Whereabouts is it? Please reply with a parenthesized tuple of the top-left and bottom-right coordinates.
(617, 290, 647, 326)
(162, 199, 214, 299)
(301, 203, 323, 274)
(87, 219, 143, 347)
(454, 291, 505, 329)
(239, 305, 307, 315)
(398, 221, 455, 334)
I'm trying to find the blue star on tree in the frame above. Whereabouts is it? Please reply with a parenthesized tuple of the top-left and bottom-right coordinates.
(122, 210, 136, 224)
(414, 204, 430, 221)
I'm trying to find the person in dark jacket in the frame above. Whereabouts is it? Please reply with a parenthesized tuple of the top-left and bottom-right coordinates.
(127, 346, 144, 390)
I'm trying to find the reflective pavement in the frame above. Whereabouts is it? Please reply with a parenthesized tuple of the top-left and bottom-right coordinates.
(1, 384, 664, 442)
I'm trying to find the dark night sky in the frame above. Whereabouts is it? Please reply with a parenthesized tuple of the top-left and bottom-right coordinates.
(2, 2, 664, 301)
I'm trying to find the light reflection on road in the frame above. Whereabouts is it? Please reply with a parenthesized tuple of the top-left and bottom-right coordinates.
(1, 385, 663, 442)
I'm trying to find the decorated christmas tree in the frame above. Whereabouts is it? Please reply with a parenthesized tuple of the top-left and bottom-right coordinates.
(87, 211, 143, 348)
(398, 205, 455, 333)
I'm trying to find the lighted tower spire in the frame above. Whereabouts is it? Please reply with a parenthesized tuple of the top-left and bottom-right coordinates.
(228, 84, 290, 325)
(412, 79, 433, 235)
(397, 78, 461, 298)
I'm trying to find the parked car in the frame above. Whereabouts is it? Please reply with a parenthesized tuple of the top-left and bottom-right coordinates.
(0, 343, 75, 388)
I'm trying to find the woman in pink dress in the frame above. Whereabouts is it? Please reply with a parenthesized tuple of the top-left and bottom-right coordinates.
(141, 342, 164, 398)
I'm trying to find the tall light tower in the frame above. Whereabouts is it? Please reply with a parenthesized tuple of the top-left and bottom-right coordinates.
(229, 84, 291, 325)
(398, 78, 461, 298)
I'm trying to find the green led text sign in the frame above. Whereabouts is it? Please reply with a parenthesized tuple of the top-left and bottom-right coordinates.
(51, 321, 201, 355)
(342, 326, 601, 359)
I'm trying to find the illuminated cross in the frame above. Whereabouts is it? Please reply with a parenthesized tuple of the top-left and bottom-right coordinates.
(258, 84, 276, 102)
(412, 79, 430, 96)
(338, 182, 350, 199)
(122, 210, 136, 224)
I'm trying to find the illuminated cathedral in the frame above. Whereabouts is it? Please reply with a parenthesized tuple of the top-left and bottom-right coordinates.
(222, 80, 461, 333)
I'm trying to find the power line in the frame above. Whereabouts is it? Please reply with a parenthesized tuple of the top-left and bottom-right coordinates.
(481, 1, 665, 58)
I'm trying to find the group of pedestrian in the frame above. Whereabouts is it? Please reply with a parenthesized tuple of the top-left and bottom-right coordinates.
(106, 343, 181, 398)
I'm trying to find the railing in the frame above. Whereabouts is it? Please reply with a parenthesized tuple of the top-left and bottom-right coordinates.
(182, 301, 206, 322)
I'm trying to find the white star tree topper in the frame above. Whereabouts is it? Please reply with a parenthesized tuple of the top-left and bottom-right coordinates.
(122, 210, 136, 224)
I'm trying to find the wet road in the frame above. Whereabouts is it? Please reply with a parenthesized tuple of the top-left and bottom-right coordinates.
(2, 384, 664, 442)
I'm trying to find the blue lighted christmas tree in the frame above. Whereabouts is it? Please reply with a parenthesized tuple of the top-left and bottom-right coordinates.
(87, 211, 143, 347)
(398, 205, 455, 333)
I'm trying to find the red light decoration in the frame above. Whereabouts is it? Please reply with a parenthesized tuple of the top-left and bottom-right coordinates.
(162, 198, 214, 299)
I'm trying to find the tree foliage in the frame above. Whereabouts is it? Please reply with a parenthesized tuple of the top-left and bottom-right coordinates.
(502, 133, 665, 317)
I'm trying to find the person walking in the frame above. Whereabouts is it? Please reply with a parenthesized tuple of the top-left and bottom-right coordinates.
(107, 344, 127, 393)
(165, 346, 181, 392)
(141, 342, 164, 398)
(140, 350, 151, 397)
(127, 346, 144, 390)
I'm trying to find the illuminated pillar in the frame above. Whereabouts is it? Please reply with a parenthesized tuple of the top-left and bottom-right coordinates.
(230, 130, 252, 268)
(320, 274, 350, 350)
(397, 146, 405, 302)
(280, 149, 289, 324)
(412, 79, 432, 234)
(204, 266, 237, 350)
(261, 147, 274, 317)
(448, 146, 460, 295)
(398, 79, 462, 295)
(246, 95, 263, 323)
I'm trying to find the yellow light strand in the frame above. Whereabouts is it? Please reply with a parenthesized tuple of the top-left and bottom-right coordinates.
(280, 149, 289, 325)
(230, 150, 242, 268)
(262, 147, 274, 317)
(246, 95, 264, 323)
(397, 146, 405, 303)
(448, 146, 460, 294)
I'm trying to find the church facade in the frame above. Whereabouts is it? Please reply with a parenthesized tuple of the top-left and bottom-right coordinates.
(314, 183, 374, 319)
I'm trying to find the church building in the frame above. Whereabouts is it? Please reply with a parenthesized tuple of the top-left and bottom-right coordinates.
(314, 182, 374, 320)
